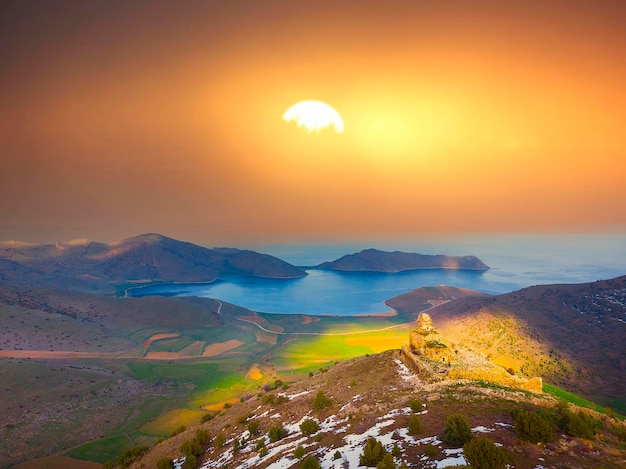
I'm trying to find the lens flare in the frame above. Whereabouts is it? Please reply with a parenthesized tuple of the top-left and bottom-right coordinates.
(283, 100, 344, 133)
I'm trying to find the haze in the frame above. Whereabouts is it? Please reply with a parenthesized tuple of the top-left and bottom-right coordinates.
(1, 0, 625, 244)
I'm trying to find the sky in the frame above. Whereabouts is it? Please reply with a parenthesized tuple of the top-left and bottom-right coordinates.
(1, 0, 625, 246)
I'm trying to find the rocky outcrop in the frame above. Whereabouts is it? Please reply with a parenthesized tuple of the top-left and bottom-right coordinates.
(402, 312, 542, 393)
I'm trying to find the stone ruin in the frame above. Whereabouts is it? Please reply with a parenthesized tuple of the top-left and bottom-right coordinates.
(401, 312, 542, 394)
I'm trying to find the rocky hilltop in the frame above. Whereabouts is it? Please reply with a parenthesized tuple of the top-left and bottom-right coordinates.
(130, 351, 625, 469)
(0, 233, 307, 291)
(317, 248, 489, 273)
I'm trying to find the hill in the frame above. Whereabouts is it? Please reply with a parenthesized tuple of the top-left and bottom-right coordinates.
(0, 234, 307, 292)
(130, 351, 626, 469)
(317, 249, 489, 272)
(387, 276, 626, 410)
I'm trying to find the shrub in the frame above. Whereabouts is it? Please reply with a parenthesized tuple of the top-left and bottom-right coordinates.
(333, 450, 342, 460)
(195, 428, 210, 446)
(275, 395, 290, 405)
(513, 410, 554, 443)
(313, 390, 333, 411)
(180, 439, 202, 457)
(563, 410, 597, 439)
(213, 433, 226, 449)
(425, 444, 437, 457)
(156, 458, 175, 469)
(248, 420, 260, 435)
(294, 444, 305, 459)
(300, 455, 322, 469)
(376, 452, 396, 469)
(463, 437, 513, 469)
(392, 442, 401, 456)
(223, 402, 232, 409)
(259, 446, 268, 458)
(442, 414, 473, 447)
(359, 437, 387, 466)
(181, 454, 196, 469)
(201, 413, 215, 423)
(410, 399, 422, 413)
(254, 439, 266, 451)
(300, 418, 321, 435)
(233, 438, 240, 454)
(268, 424, 289, 443)
(408, 415, 421, 435)
(262, 393, 275, 405)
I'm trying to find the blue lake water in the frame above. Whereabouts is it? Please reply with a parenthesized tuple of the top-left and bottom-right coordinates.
(129, 233, 626, 316)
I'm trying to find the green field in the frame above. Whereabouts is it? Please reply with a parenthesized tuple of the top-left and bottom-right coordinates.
(543, 383, 625, 418)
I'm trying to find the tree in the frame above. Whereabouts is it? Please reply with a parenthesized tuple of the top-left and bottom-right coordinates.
(268, 424, 288, 443)
(213, 432, 226, 449)
(300, 418, 321, 435)
(408, 415, 421, 435)
(300, 456, 322, 469)
(294, 444, 306, 459)
(391, 442, 401, 456)
(313, 390, 333, 411)
(513, 409, 554, 443)
(181, 454, 197, 469)
(195, 428, 210, 446)
(442, 414, 473, 447)
(248, 420, 260, 435)
(463, 437, 513, 469)
(410, 399, 422, 413)
(360, 437, 387, 466)
(377, 452, 397, 469)
(180, 439, 202, 457)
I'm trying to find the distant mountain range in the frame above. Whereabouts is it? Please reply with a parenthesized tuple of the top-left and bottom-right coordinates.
(317, 248, 489, 272)
(0, 233, 307, 291)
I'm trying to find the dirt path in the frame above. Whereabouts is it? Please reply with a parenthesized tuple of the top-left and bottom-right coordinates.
(237, 300, 451, 337)
(0, 350, 122, 359)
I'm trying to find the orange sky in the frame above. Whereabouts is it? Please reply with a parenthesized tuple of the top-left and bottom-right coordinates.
(1, 0, 624, 244)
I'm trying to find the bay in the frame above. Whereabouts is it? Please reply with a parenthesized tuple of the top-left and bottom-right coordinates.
(128, 233, 626, 316)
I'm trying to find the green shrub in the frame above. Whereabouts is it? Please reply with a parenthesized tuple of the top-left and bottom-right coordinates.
(564, 410, 597, 439)
(116, 444, 149, 468)
(300, 418, 321, 435)
(195, 428, 210, 446)
(408, 415, 421, 435)
(156, 458, 175, 469)
(254, 439, 266, 451)
(181, 454, 196, 469)
(180, 439, 202, 457)
(425, 444, 437, 457)
(201, 413, 215, 423)
(513, 409, 554, 443)
(300, 455, 321, 469)
(248, 420, 260, 435)
(213, 433, 226, 449)
(259, 445, 268, 458)
(359, 437, 387, 466)
(376, 453, 396, 469)
(233, 438, 240, 454)
(410, 399, 422, 413)
(314, 432, 324, 442)
(333, 450, 342, 460)
(313, 390, 333, 411)
(268, 424, 289, 443)
(463, 437, 513, 469)
(392, 441, 401, 456)
(442, 414, 473, 447)
(262, 393, 275, 405)
(294, 444, 305, 459)
(223, 402, 232, 409)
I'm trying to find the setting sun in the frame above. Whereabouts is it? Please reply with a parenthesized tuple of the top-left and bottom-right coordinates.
(283, 100, 344, 133)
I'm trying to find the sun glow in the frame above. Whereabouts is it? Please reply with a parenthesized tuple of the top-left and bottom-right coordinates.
(283, 100, 344, 133)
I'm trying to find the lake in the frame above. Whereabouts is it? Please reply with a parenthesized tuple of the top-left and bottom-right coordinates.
(128, 233, 626, 315)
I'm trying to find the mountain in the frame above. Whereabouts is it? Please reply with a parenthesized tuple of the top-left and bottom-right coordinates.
(387, 275, 626, 408)
(130, 351, 626, 469)
(317, 249, 489, 272)
(0, 233, 307, 291)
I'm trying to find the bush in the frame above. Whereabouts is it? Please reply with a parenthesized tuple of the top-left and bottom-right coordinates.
(262, 393, 275, 405)
(201, 413, 215, 423)
(156, 458, 175, 469)
(116, 445, 149, 468)
(313, 390, 333, 411)
(213, 433, 226, 449)
(259, 445, 268, 458)
(180, 439, 202, 457)
(294, 444, 305, 459)
(233, 438, 240, 454)
(442, 414, 473, 447)
(564, 410, 597, 439)
(463, 437, 513, 469)
(513, 409, 554, 443)
(300, 418, 321, 435)
(248, 420, 260, 435)
(410, 399, 422, 413)
(195, 428, 210, 446)
(181, 454, 196, 469)
(392, 441, 401, 456)
(333, 450, 342, 460)
(359, 437, 387, 466)
(425, 444, 437, 457)
(268, 425, 289, 443)
(408, 415, 421, 435)
(300, 455, 321, 469)
(376, 453, 396, 469)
